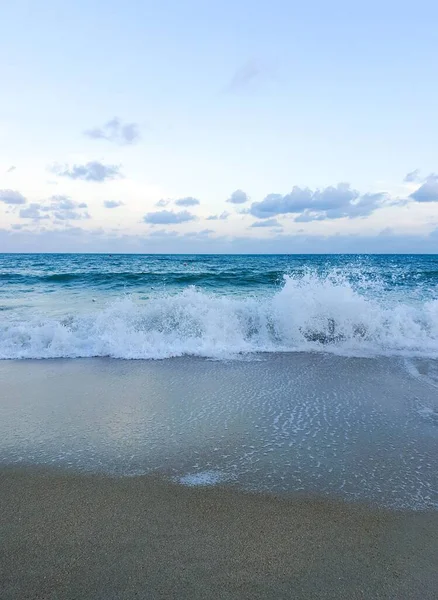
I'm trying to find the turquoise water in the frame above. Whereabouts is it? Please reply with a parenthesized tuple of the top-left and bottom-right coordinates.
(1, 253, 438, 294)
(0, 253, 438, 358)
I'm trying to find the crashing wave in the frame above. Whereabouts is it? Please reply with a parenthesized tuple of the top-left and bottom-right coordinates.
(0, 272, 437, 359)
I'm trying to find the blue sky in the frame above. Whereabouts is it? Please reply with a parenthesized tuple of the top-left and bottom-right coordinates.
(1, 0, 438, 252)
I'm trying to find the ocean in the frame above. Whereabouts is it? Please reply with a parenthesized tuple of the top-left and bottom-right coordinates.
(1, 253, 438, 359)
(0, 253, 437, 509)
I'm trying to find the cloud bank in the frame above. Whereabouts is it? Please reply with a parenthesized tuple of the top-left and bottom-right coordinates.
(2, 226, 438, 255)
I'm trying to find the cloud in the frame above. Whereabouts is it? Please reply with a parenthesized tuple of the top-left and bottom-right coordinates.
(18, 195, 89, 222)
(104, 200, 124, 209)
(19, 204, 49, 220)
(51, 196, 90, 221)
(379, 227, 394, 236)
(250, 184, 358, 218)
(409, 175, 438, 202)
(174, 197, 200, 207)
(294, 212, 325, 223)
(49, 196, 89, 217)
(143, 210, 196, 224)
(85, 117, 140, 145)
(4, 226, 438, 254)
(299, 192, 391, 222)
(227, 189, 249, 204)
(250, 218, 281, 228)
(404, 169, 422, 183)
(6, 166, 16, 173)
(226, 59, 266, 92)
(155, 199, 170, 207)
(53, 210, 90, 221)
(207, 211, 230, 220)
(51, 161, 122, 182)
(184, 229, 214, 238)
(249, 184, 391, 221)
(50, 195, 88, 210)
(0, 189, 26, 205)
(148, 229, 179, 238)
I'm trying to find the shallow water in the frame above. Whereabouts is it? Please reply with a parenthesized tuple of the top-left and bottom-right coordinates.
(1, 354, 437, 509)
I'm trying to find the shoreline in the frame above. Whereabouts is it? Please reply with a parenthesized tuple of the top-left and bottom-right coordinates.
(1, 466, 437, 599)
(1, 355, 437, 511)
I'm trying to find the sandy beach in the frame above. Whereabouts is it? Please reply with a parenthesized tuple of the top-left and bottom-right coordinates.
(1, 467, 437, 600)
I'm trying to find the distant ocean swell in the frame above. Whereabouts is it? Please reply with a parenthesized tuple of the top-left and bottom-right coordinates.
(1, 268, 438, 289)
(0, 270, 285, 288)
(1, 273, 437, 359)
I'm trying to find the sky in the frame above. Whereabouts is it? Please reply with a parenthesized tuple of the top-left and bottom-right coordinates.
(1, 0, 438, 253)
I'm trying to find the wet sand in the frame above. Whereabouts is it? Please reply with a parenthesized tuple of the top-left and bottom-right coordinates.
(1, 467, 437, 599)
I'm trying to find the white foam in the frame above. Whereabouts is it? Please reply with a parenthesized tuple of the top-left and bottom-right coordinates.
(1, 273, 438, 359)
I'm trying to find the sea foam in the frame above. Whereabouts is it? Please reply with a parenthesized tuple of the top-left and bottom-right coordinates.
(1, 272, 437, 359)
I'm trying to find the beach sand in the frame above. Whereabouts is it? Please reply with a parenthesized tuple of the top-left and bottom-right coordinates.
(1, 467, 437, 599)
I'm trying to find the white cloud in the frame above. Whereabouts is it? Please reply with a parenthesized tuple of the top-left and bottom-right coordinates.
(148, 229, 179, 238)
(249, 184, 394, 221)
(0, 189, 26, 205)
(404, 169, 422, 183)
(143, 210, 196, 224)
(19, 204, 49, 220)
(51, 161, 122, 182)
(207, 211, 230, 220)
(174, 197, 200, 207)
(53, 210, 90, 221)
(50, 195, 88, 210)
(250, 218, 281, 227)
(18, 195, 89, 222)
(410, 175, 438, 202)
(183, 229, 214, 237)
(85, 117, 140, 145)
(103, 200, 124, 209)
(227, 189, 249, 204)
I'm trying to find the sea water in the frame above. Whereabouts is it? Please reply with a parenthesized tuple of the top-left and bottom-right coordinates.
(0, 254, 437, 509)
(1, 253, 438, 359)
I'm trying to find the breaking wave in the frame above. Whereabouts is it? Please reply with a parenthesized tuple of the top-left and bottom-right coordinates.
(1, 273, 437, 359)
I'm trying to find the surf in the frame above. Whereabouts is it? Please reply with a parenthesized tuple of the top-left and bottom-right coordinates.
(1, 271, 437, 359)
